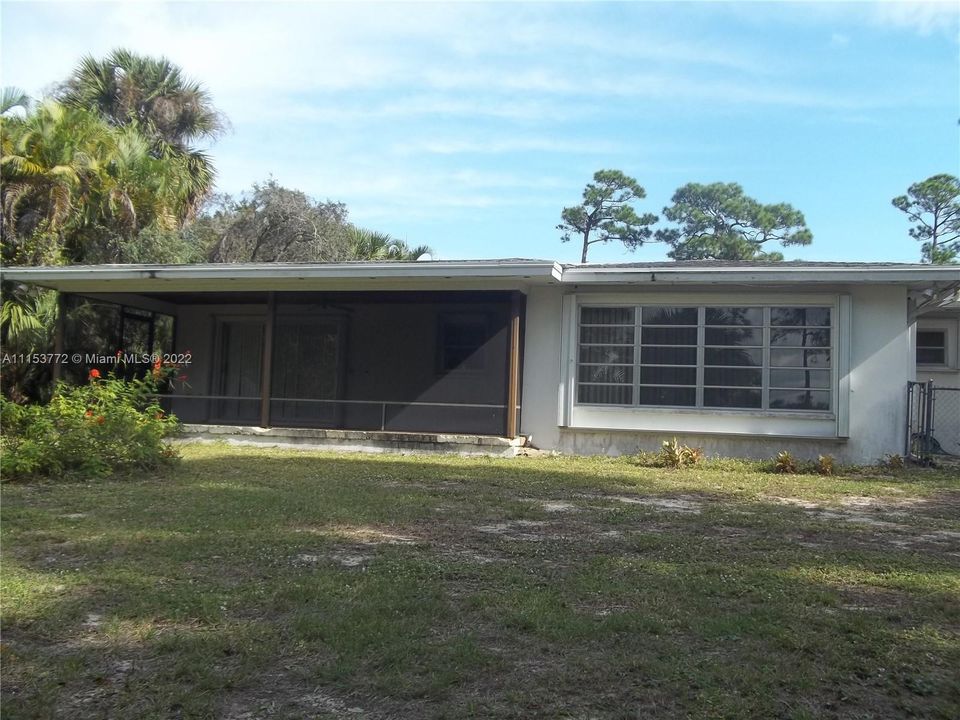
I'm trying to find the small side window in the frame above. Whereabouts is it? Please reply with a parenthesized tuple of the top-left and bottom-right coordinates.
(438, 314, 489, 373)
(917, 330, 947, 366)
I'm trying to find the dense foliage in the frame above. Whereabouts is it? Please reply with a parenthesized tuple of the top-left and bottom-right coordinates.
(655, 182, 813, 261)
(1, 99, 205, 265)
(57, 48, 224, 219)
(0, 368, 181, 481)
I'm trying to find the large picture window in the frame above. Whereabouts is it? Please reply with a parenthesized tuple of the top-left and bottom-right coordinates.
(577, 304, 833, 412)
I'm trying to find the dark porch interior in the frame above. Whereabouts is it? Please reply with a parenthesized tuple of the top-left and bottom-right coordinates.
(61, 289, 525, 437)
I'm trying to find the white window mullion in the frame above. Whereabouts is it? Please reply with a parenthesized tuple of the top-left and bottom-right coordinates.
(633, 304, 642, 407)
(762, 307, 771, 410)
(696, 306, 705, 409)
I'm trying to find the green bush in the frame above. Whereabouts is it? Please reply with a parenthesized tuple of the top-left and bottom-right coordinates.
(1, 369, 181, 481)
(658, 438, 703, 469)
(774, 451, 799, 474)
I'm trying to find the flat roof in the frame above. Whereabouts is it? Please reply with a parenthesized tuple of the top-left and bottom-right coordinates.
(1, 259, 957, 295)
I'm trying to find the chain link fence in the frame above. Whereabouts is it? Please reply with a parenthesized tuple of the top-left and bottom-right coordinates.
(907, 381, 960, 461)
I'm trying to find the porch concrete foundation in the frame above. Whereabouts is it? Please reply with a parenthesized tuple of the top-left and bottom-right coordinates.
(178, 424, 527, 457)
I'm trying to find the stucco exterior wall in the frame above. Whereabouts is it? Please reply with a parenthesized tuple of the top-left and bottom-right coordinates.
(520, 284, 913, 464)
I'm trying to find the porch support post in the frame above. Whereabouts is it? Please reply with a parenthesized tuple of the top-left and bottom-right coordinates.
(505, 291, 523, 439)
(51, 292, 67, 384)
(259, 292, 276, 428)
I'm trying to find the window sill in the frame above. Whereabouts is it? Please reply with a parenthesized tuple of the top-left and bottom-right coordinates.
(560, 426, 848, 443)
(572, 403, 835, 421)
(917, 364, 958, 373)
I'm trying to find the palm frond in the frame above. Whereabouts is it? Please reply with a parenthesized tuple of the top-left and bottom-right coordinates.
(1, 87, 30, 115)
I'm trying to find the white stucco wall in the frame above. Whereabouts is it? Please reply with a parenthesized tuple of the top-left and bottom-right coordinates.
(520, 284, 913, 464)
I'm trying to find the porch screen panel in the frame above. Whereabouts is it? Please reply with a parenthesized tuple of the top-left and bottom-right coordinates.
(216, 320, 263, 423)
(576, 304, 833, 412)
(271, 319, 341, 425)
(577, 306, 635, 405)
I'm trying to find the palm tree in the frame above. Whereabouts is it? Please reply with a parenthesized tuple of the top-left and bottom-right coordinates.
(347, 226, 432, 261)
(2, 100, 198, 264)
(58, 49, 225, 215)
(0, 286, 59, 402)
(1, 101, 111, 256)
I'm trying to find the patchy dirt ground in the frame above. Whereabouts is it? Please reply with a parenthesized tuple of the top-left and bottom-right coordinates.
(3, 446, 959, 719)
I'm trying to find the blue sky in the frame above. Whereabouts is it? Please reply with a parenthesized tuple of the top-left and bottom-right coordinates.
(2, 1, 958, 263)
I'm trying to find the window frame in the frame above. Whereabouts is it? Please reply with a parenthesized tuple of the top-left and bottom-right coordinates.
(916, 329, 947, 367)
(915, 318, 958, 371)
(557, 288, 853, 438)
(436, 312, 491, 375)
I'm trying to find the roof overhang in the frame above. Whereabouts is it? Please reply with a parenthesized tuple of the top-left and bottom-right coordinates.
(1, 261, 956, 297)
(560, 264, 960, 288)
(0, 261, 564, 294)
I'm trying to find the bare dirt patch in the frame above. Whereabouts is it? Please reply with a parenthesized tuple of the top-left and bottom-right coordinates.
(540, 501, 579, 513)
(220, 671, 377, 720)
(474, 520, 548, 541)
(577, 493, 703, 513)
(292, 524, 420, 545)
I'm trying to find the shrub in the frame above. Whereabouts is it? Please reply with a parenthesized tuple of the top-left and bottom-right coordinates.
(774, 451, 798, 474)
(659, 438, 703, 469)
(0, 369, 181, 481)
(630, 449, 661, 467)
(816, 454, 835, 476)
(883, 453, 905, 470)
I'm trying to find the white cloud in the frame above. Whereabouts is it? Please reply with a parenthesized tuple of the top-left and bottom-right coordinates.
(392, 136, 623, 156)
(0, 0, 866, 126)
(830, 32, 851, 47)
(872, 1, 960, 37)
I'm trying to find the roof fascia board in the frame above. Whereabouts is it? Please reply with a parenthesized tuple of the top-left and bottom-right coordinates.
(1, 260, 560, 281)
(559, 267, 960, 284)
(0, 261, 563, 294)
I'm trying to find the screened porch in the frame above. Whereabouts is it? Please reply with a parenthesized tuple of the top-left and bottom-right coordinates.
(57, 289, 525, 438)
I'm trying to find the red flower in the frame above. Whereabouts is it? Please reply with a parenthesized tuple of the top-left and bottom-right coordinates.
(155, 411, 165, 420)
(96, 415, 105, 425)
(88, 369, 101, 379)
(84, 410, 93, 417)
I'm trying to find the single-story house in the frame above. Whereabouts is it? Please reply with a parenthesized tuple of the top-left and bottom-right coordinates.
(2, 260, 958, 463)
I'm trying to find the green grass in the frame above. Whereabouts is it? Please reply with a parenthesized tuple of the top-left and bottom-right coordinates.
(2, 444, 959, 719)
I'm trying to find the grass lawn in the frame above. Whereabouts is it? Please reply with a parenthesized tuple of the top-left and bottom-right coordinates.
(2, 444, 959, 719)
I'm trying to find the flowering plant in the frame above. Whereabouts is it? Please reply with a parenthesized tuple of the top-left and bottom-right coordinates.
(1, 369, 181, 481)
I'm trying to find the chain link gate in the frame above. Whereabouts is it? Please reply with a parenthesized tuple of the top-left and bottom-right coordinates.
(907, 380, 960, 462)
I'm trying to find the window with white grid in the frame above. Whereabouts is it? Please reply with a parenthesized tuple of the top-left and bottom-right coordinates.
(576, 304, 833, 412)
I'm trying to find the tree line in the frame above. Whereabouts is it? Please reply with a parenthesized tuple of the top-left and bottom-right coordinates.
(0, 49, 428, 269)
(559, 170, 960, 264)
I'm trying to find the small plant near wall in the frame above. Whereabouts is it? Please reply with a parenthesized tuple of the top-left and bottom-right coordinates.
(815, 454, 835, 476)
(883, 453, 905, 471)
(774, 451, 799, 474)
(659, 438, 704, 469)
(0, 366, 182, 481)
